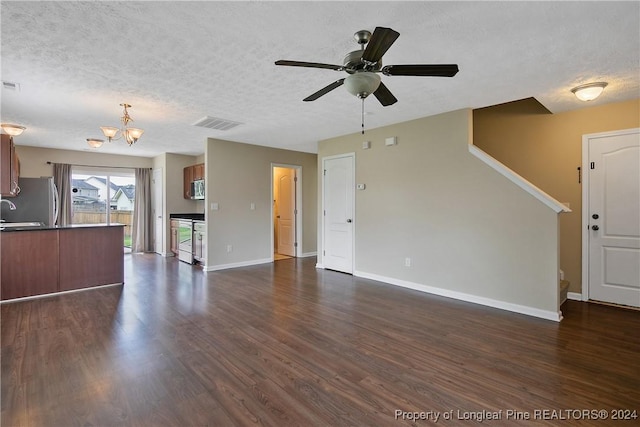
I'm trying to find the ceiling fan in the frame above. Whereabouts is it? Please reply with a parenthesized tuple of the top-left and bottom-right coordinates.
(275, 27, 459, 108)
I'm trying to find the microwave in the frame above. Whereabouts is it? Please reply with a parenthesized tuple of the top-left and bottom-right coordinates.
(190, 179, 205, 200)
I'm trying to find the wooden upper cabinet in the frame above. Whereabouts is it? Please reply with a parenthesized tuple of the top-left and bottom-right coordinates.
(183, 165, 193, 199)
(183, 163, 204, 199)
(193, 163, 205, 181)
(0, 134, 20, 197)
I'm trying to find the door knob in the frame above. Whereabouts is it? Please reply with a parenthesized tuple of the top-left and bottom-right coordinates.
(592, 225, 599, 231)
(592, 214, 599, 219)
(346, 219, 352, 223)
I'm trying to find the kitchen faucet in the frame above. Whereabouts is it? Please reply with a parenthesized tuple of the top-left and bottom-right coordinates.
(0, 199, 17, 210)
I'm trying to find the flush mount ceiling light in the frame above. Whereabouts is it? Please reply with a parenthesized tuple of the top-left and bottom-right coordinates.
(99, 103, 144, 146)
(86, 138, 104, 148)
(1, 124, 26, 136)
(571, 82, 608, 102)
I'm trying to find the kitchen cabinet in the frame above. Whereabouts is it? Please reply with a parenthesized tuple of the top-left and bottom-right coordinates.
(1, 225, 124, 301)
(193, 220, 206, 263)
(0, 229, 59, 300)
(170, 219, 179, 255)
(193, 163, 204, 181)
(183, 163, 204, 199)
(0, 134, 20, 197)
(59, 226, 124, 292)
(183, 166, 193, 199)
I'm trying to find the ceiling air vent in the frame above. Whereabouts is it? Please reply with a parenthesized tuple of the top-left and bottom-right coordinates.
(2, 81, 21, 91)
(192, 116, 242, 131)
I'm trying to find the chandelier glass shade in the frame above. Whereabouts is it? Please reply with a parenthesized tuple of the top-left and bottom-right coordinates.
(99, 103, 144, 146)
(86, 138, 104, 148)
(1, 124, 26, 136)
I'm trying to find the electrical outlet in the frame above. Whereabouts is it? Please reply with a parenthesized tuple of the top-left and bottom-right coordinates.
(227, 245, 232, 253)
(405, 257, 411, 267)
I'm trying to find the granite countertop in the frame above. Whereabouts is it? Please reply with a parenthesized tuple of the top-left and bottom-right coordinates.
(0, 223, 126, 232)
(169, 213, 205, 221)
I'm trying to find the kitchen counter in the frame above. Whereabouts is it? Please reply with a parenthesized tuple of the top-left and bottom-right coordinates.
(1, 225, 124, 301)
(0, 223, 125, 232)
(169, 213, 204, 221)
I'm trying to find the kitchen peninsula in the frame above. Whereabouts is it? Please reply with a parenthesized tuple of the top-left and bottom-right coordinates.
(1, 224, 124, 301)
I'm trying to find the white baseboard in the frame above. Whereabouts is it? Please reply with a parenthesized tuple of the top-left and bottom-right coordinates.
(567, 292, 582, 301)
(204, 257, 272, 272)
(354, 270, 562, 322)
(301, 252, 317, 258)
(1, 282, 123, 304)
(315, 263, 324, 269)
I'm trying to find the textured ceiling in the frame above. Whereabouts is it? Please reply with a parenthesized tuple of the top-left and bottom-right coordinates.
(1, 1, 639, 157)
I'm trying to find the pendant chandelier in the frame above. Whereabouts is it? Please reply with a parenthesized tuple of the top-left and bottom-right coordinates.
(99, 103, 144, 146)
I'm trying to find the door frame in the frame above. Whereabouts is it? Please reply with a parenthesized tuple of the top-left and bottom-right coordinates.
(581, 127, 640, 301)
(152, 168, 164, 256)
(271, 163, 303, 259)
(319, 152, 355, 271)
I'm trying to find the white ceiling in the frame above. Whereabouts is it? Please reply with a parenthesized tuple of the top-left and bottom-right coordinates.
(1, 1, 638, 158)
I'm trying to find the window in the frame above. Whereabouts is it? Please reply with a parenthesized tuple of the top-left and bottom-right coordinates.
(71, 167, 135, 250)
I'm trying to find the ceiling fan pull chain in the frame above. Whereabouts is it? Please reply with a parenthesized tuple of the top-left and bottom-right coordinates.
(361, 98, 365, 134)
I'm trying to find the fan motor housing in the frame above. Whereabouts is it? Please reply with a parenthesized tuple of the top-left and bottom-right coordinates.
(343, 50, 381, 74)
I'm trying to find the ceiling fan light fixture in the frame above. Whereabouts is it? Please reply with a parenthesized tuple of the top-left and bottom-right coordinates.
(344, 72, 381, 99)
(571, 82, 608, 101)
(1, 124, 26, 136)
(86, 138, 104, 148)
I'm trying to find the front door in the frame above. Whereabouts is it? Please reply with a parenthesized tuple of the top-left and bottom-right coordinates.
(276, 168, 296, 257)
(323, 154, 354, 274)
(587, 129, 640, 307)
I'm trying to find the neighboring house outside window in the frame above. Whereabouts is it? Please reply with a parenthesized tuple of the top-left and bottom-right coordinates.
(111, 185, 135, 211)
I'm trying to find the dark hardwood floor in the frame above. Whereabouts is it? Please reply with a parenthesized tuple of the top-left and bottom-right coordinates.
(2, 255, 639, 426)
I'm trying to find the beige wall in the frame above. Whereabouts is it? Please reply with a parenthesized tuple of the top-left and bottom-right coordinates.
(318, 109, 562, 318)
(14, 145, 152, 178)
(473, 98, 640, 294)
(204, 139, 317, 269)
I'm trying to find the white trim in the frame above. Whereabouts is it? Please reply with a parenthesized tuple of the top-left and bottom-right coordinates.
(320, 152, 356, 274)
(301, 251, 317, 258)
(0, 282, 123, 304)
(580, 128, 640, 302)
(468, 145, 570, 213)
(204, 257, 272, 272)
(567, 292, 582, 301)
(315, 263, 324, 269)
(354, 270, 562, 322)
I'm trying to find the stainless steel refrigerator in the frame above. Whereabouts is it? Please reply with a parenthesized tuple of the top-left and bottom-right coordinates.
(0, 177, 59, 226)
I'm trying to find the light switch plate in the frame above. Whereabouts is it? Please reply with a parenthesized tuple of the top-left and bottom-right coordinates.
(385, 136, 397, 146)
(211, 202, 219, 211)
(362, 141, 371, 149)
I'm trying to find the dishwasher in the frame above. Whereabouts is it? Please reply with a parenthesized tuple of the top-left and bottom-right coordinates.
(178, 219, 193, 264)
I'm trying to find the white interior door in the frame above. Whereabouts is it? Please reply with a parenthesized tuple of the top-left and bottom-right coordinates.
(152, 168, 164, 255)
(587, 129, 640, 307)
(276, 168, 296, 257)
(323, 155, 354, 274)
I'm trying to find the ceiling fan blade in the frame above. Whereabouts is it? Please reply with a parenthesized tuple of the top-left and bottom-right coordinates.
(275, 60, 343, 71)
(303, 78, 345, 102)
(373, 82, 398, 107)
(381, 64, 459, 77)
(362, 27, 400, 64)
